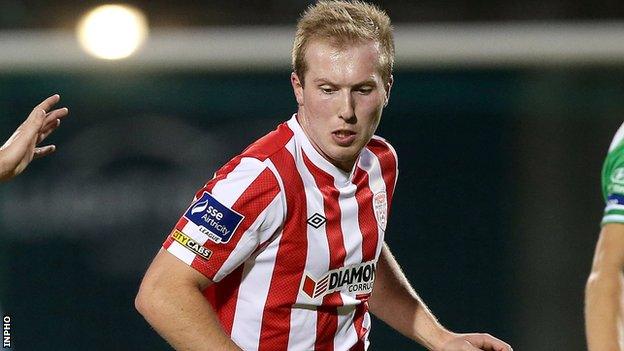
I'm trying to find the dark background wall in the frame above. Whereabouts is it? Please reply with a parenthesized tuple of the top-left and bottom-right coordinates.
(2, 0, 624, 29)
(0, 67, 619, 350)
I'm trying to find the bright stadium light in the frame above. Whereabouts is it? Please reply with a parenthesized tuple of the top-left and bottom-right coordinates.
(77, 4, 148, 60)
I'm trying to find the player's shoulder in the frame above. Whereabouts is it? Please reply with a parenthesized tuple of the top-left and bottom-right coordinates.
(602, 122, 624, 176)
(608, 122, 624, 153)
(601, 122, 624, 202)
(209, 121, 294, 188)
(239, 121, 294, 161)
(366, 135, 398, 166)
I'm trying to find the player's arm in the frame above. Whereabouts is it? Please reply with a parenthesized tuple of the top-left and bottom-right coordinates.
(0, 94, 69, 181)
(585, 223, 624, 351)
(369, 243, 512, 351)
(135, 249, 242, 351)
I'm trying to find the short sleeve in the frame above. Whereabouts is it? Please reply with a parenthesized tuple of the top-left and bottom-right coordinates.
(367, 135, 398, 211)
(163, 156, 284, 282)
(601, 123, 624, 225)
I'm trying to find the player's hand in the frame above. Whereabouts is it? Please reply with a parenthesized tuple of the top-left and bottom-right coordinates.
(439, 333, 513, 351)
(0, 94, 69, 181)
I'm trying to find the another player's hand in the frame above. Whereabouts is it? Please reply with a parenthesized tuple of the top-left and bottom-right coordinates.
(0, 94, 69, 181)
(439, 333, 513, 351)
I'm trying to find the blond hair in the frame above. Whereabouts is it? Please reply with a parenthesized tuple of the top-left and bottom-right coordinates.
(292, 0, 395, 85)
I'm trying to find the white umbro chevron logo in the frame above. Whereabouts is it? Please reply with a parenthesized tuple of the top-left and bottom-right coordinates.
(307, 213, 326, 228)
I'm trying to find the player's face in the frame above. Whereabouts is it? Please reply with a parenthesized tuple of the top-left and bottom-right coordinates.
(291, 39, 392, 172)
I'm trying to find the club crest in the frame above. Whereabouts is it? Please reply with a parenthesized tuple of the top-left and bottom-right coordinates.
(373, 191, 387, 231)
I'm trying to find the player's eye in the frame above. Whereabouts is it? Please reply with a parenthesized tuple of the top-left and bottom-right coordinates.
(319, 85, 335, 94)
(357, 87, 373, 95)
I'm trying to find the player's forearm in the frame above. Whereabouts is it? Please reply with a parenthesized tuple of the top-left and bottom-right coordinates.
(0, 150, 16, 181)
(586, 269, 624, 351)
(370, 287, 453, 350)
(135, 282, 241, 351)
(369, 244, 454, 350)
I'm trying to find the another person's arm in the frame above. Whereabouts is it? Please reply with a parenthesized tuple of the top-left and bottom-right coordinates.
(0, 94, 69, 181)
(369, 243, 512, 351)
(135, 249, 242, 351)
(585, 223, 624, 351)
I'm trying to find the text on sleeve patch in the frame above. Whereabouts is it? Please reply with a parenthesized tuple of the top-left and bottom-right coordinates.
(184, 192, 245, 244)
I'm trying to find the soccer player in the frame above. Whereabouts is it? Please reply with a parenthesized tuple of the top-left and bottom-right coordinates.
(0, 94, 68, 181)
(135, 2, 513, 350)
(586, 122, 624, 351)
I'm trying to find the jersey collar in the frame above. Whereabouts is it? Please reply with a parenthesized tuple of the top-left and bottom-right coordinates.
(287, 114, 359, 186)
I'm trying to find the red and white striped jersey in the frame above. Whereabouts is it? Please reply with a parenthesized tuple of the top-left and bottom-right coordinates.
(163, 115, 398, 351)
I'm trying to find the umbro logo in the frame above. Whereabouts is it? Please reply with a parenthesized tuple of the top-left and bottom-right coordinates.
(307, 213, 326, 228)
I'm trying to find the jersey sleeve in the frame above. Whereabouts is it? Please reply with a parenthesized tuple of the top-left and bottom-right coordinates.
(368, 135, 399, 210)
(601, 122, 624, 225)
(163, 156, 284, 282)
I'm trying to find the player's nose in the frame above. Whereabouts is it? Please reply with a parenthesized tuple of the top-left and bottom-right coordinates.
(338, 91, 356, 123)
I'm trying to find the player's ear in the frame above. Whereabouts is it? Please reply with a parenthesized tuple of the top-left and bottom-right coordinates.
(383, 75, 393, 107)
(291, 72, 304, 106)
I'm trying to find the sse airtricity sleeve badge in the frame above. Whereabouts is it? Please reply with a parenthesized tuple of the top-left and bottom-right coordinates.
(183, 192, 245, 244)
(607, 167, 624, 205)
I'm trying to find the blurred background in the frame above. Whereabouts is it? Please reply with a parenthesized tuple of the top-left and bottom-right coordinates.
(1, 0, 623, 350)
